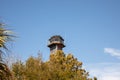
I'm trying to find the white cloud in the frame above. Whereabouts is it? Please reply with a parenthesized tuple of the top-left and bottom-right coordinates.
(104, 48, 120, 58)
(86, 63, 120, 80)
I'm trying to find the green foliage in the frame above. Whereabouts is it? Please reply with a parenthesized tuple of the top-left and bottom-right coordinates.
(48, 50, 89, 80)
(12, 54, 46, 80)
(12, 61, 25, 80)
(12, 50, 96, 80)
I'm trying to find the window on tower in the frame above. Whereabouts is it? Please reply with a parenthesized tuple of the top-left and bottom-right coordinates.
(50, 45, 56, 51)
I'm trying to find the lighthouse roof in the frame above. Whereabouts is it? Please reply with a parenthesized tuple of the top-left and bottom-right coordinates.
(49, 35, 64, 41)
(48, 35, 65, 47)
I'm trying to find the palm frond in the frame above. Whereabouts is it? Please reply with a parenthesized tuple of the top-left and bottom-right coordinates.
(0, 25, 14, 49)
(0, 23, 14, 80)
(0, 62, 12, 80)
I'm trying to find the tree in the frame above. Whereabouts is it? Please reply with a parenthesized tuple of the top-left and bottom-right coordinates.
(12, 60, 25, 80)
(47, 50, 90, 80)
(12, 54, 45, 80)
(12, 50, 97, 80)
(0, 23, 14, 80)
(0, 62, 12, 80)
(0, 23, 13, 50)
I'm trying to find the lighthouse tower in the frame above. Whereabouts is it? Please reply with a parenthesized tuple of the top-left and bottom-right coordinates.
(48, 35, 65, 53)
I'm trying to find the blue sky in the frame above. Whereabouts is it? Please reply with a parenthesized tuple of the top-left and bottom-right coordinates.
(1, 0, 120, 80)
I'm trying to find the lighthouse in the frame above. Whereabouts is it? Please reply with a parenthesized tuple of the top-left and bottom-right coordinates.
(48, 35, 65, 53)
